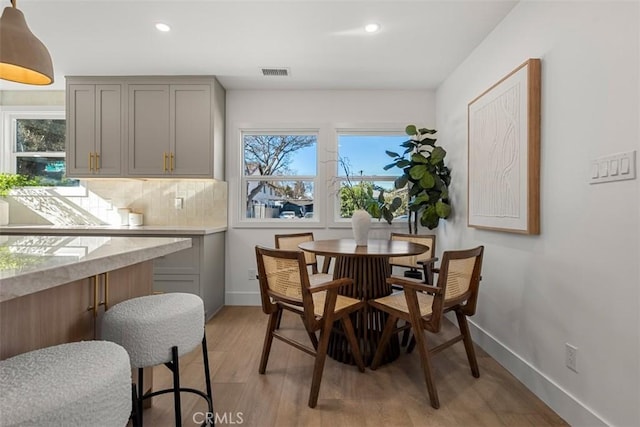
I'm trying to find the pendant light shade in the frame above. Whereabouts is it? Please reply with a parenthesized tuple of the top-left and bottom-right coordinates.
(0, 0, 53, 85)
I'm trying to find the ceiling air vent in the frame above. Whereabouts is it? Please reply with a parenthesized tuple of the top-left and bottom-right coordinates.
(261, 67, 290, 77)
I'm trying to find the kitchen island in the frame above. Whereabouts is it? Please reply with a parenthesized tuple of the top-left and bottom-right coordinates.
(0, 235, 191, 359)
(0, 225, 226, 320)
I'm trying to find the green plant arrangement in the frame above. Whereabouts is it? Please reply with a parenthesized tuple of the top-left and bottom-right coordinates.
(384, 124, 452, 232)
(0, 173, 40, 197)
(338, 157, 403, 224)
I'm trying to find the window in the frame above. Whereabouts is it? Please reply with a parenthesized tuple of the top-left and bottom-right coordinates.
(335, 132, 408, 222)
(1, 109, 78, 187)
(241, 131, 318, 221)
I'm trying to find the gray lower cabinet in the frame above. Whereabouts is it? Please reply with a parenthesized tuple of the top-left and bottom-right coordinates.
(153, 233, 225, 320)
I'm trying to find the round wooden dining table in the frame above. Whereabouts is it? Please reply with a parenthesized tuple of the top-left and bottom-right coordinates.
(298, 238, 429, 366)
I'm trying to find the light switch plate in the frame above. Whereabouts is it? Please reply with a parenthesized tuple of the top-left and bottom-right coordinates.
(590, 150, 636, 184)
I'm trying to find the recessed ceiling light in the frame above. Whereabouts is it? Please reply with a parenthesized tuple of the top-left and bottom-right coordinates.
(155, 23, 171, 32)
(364, 23, 380, 33)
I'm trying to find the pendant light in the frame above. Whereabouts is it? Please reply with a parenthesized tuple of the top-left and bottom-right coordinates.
(0, 0, 53, 85)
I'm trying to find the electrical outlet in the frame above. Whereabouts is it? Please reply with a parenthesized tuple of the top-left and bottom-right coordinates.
(248, 269, 257, 280)
(566, 343, 578, 372)
(174, 197, 184, 210)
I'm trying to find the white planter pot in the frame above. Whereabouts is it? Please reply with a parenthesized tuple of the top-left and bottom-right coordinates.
(351, 209, 371, 246)
(0, 198, 8, 226)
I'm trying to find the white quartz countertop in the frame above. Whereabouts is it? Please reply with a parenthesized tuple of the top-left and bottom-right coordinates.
(0, 225, 227, 236)
(0, 235, 191, 303)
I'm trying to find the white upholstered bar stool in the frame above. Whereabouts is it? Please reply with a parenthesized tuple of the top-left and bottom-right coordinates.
(0, 341, 132, 426)
(101, 293, 213, 427)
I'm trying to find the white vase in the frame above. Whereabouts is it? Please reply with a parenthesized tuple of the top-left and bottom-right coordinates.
(351, 209, 371, 246)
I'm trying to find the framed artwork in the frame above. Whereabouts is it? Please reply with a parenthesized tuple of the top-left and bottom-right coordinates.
(467, 58, 541, 234)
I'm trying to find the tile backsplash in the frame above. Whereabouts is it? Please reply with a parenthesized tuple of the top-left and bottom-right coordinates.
(8, 179, 227, 227)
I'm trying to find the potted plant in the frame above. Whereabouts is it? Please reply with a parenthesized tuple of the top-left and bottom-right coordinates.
(0, 173, 40, 226)
(384, 125, 452, 233)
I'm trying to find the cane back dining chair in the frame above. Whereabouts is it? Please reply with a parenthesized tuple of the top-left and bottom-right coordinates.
(255, 245, 365, 408)
(369, 246, 484, 409)
(389, 233, 438, 284)
(274, 232, 333, 286)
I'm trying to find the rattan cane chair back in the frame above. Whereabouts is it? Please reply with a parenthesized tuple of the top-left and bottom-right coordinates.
(389, 233, 437, 283)
(275, 232, 329, 274)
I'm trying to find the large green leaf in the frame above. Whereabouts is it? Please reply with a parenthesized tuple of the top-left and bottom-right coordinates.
(390, 197, 402, 210)
(435, 201, 451, 218)
(409, 164, 427, 180)
(411, 153, 428, 164)
(395, 175, 408, 189)
(421, 206, 440, 229)
(419, 171, 435, 189)
(385, 150, 400, 158)
(396, 159, 410, 168)
(430, 146, 446, 164)
(405, 125, 417, 135)
(418, 128, 437, 135)
(418, 137, 437, 146)
(413, 194, 429, 205)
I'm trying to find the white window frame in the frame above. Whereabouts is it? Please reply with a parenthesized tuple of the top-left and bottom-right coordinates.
(0, 106, 65, 173)
(236, 127, 324, 228)
(0, 106, 83, 196)
(327, 126, 410, 229)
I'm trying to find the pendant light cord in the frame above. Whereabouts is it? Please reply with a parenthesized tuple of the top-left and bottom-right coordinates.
(10, 0, 16, 8)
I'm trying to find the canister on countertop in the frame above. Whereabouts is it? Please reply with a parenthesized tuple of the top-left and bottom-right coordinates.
(128, 212, 143, 226)
(117, 208, 131, 226)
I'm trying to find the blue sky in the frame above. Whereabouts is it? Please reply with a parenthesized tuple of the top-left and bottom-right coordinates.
(291, 134, 409, 176)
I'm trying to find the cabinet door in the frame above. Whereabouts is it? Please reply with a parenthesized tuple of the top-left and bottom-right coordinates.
(67, 84, 96, 176)
(0, 277, 95, 360)
(171, 84, 212, 176)
(128, 85, 170, 176)
(95, 85, 122, 176)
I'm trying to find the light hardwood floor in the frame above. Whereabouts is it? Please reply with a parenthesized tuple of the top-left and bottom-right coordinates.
(140, 306, 568, 426)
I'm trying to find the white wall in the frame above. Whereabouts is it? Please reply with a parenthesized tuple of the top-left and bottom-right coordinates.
(436, 2, 639, 426)
(225, 89, 435, 305)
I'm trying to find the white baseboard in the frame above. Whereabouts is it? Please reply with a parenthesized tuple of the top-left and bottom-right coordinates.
(468, 319, 609, 427)
(225, 291, 261, 306)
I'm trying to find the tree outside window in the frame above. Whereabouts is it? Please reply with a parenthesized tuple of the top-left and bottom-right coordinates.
(242, 133, 317, 220)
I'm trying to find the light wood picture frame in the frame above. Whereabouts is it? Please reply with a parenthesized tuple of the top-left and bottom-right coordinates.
(467, 58, 541, 234)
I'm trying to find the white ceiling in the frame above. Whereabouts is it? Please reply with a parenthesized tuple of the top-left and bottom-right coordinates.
(1, 0, 518, 91)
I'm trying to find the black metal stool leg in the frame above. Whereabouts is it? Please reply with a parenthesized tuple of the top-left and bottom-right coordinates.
(171, 346, 182, 427)
(137, 368, 144, 427)
(201, 335, 214, 425)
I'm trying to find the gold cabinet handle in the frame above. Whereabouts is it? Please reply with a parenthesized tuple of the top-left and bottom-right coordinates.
(88, 153, 93, 172)
(104, 272, 110, 311)
(170, 152, 174, 172)
(87, 275, 99, 317)
(163, 152, 168, 172)
(95, 153, 100, 171)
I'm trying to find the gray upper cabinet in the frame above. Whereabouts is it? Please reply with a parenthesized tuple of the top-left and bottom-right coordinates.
(128, 84, 212, 177)
(65, 76, 225, 180)
(66, 83, 123, 177)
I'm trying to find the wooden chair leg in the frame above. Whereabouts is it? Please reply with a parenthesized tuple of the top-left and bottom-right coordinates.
(300, 314, 319, 350)
(275, 309, 283, 329)
(341, 314, 365, 372)
(259, 310, 279, 374)
(456, 310, 480, 378)
(370, 314, 397, 370)
(308, 318, 333, 408)
(412, 325, 440, 409)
